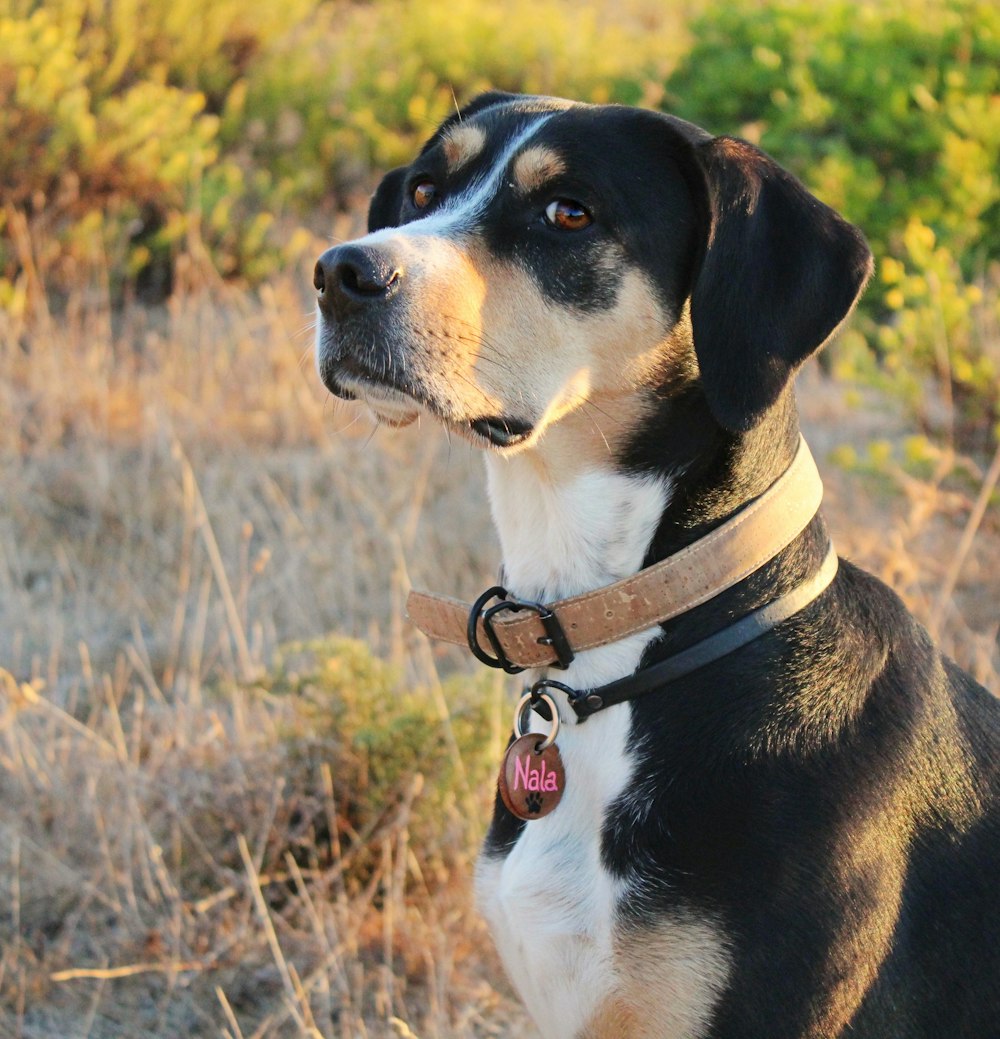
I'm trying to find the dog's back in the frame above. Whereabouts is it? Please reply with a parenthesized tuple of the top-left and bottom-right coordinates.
(682, 559, 1000, 1037)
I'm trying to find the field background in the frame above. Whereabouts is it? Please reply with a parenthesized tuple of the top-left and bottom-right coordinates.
(1, 0, 998, 1036)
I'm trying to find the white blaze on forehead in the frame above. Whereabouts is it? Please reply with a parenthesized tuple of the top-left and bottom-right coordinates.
(361, 115, 556, 246)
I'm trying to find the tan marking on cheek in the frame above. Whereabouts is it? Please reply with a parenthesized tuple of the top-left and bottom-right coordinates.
(442, 125, 486, 172)
(512, 146, 567, 192)
(398, 239, 568, 402)
(383, 237, 516, 416)
(553, 268, 697, 400)
(579, 916, 731, 1039)
(531, 391, 658, 475)
(406, 246, 690, 453)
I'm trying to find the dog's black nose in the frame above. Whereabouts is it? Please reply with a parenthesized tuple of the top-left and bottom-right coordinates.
(314, 245, 403, 317)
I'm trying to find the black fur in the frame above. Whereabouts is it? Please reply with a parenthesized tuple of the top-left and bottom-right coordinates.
(367, 166, 409, 233)
(320, 93, 1000, 1037)
(690, 137, 873, 432)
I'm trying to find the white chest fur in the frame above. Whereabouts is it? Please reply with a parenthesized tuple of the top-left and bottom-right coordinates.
(475, 458, 664, 1036)
(475, 456, 731, 1038)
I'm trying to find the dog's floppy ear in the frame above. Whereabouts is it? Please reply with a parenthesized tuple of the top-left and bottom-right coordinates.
(367, 166, 409, 233)
(689, 137, 873, 432)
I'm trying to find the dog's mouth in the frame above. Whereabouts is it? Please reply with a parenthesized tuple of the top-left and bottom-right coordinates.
(322, 357, 535, 449)
(320, 358, 421, 426)
(325, 379, 357, 402)
(469, 416, 534, 448)
(319, 354, 385, 401)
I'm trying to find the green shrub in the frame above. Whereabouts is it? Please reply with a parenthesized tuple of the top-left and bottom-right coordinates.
(0, 0, 319, 300)
(261, 637, 501, 884)
(0, 0, 681, 301)
(664, 0, 1000, 444)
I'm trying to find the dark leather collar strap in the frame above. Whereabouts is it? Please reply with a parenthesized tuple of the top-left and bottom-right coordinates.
(541, 543, 839, 720)
(407, 436, 825, 670)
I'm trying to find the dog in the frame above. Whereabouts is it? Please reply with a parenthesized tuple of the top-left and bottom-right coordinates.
(312, 92, 1000, 1038)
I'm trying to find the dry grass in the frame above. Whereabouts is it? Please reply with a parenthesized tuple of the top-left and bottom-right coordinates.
(0, 239, 997, 1038)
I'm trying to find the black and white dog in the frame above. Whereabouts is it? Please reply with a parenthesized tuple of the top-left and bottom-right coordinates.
(313, 93, 1000, 1038)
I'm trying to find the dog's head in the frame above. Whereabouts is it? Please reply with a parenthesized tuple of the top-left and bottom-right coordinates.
(314, 92, 872, 448)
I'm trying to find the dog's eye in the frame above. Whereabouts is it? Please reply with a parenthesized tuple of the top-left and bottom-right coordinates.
(412, 181, 437, 209)
(544, 199, 591, 231)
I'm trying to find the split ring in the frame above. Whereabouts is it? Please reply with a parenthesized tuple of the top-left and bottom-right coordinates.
(513, 691, 560, 750)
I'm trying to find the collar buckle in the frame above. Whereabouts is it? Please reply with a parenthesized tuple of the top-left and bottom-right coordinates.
(531, 602, 576, 670)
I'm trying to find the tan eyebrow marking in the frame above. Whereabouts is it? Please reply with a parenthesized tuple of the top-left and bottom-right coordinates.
(442, 125, 487, 172)
(512, 146, 567, 192)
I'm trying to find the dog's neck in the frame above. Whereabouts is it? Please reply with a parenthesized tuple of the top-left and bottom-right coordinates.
(485, 388, 802, 606)
(484, 448, 671, 606)
(483, 450, 666, 718)
(483, 392, 807, 701)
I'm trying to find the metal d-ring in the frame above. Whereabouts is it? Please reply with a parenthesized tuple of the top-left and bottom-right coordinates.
(467, 585, 526, 673)
(513, 691, 560, 750)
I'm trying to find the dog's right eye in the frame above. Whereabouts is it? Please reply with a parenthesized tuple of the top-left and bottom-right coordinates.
(544, 199, 592, 231)
(412, 181, 437, 209)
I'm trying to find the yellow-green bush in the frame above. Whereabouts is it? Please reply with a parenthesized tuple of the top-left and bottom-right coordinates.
(0, 0, 325, 297)
(0, 4, 217, 297)
(1, 0, 997, 439)
(664, 0, 1000, 444)
(0, 0, 680, 300)
(262, 637, 500, 884)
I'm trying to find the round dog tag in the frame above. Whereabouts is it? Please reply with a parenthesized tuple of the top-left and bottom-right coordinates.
(498, 734, 566, 820)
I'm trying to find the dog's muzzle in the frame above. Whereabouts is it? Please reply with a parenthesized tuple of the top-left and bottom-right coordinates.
(312, 240, 536, 448)
(313, 243, 410, 401)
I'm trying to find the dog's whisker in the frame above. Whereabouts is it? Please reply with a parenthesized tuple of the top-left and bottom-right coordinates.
(431, 313, 507, 348)
(580, 402, 613, 455)
(360, 421, 380, 450)
(297, 345, 314, 371)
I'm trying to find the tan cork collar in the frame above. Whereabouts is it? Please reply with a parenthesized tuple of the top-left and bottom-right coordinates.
(406, 435, 825, 671)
